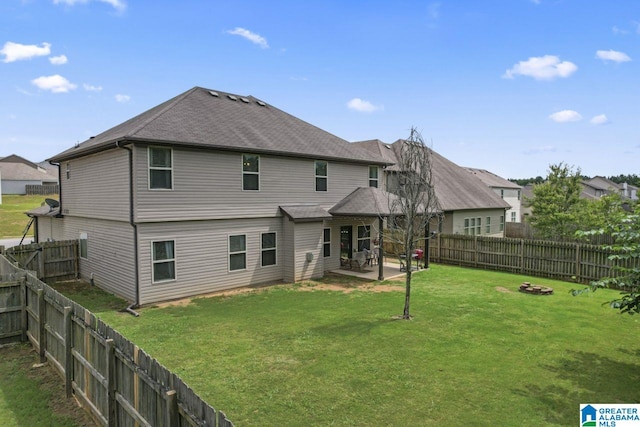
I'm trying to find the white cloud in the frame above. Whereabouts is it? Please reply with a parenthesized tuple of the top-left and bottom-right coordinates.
(1, 41, 51, 63)
(31, 74, 77, 93)
(347, 98, 383, 113)
(596, 49, 631, 63)
(503, 55, 577, 80)
(115, 94, 130, 103)
(227, 27, 269, 49)
(549, 110, 582, 123)
(53, 0, 126, 12)
(83, 83, 103, 92)
(49, 54, 68, 65)
(590, 114, 609, 125)
(612, 25, 629, 35)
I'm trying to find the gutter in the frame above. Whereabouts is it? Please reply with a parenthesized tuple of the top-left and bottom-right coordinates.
(116, 140, 141, 314)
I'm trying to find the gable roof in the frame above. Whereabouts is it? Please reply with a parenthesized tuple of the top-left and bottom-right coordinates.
(0, 155, 58, 182)
(356, 139, 510, 212)
(50, 87, 389, 165)
(465, 168, 521, 190)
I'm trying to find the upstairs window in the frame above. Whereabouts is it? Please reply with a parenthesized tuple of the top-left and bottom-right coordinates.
(369, 166, 379, 188)
(148, 147, 172, 190)
(315, 160, 328, 192)
(152, 240, 176, 283)
(242, 154, 260, 191)
(500, 215, 505, 231)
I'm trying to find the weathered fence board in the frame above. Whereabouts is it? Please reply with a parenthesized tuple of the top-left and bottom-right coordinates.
(0, 254, 234, 427)
(5, 240, 78, 282)
(25, 184, 59, 195)
(428, 234, 634, 284)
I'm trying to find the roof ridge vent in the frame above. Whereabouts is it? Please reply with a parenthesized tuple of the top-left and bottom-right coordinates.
(256, 100, 266, 107)
(208, 91, 219, 97)
(227, 95, 238, 101)
(240, 97, 250, 103)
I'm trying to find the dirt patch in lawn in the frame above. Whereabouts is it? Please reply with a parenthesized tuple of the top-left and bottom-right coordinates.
(153, 276, 404, 308)
(495, 286, 514, 293)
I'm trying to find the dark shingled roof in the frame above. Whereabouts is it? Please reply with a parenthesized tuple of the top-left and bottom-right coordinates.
(465, 168, 521, 190)
(50, 87, 390, 165)
(279, 205, 332, 222)
(353, 139, 510, 212)
(328, 187, 436, 217)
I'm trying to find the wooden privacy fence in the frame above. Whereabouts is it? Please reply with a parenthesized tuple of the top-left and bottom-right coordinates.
(428, 234, 633, 284)
(4, 240, 78, 282)
(0, 255, 234, 427)
(25, 184, 59, 195)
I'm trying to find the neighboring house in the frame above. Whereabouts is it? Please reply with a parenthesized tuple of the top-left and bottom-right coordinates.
(29, 87, 393, 305)
(465, 168, 522, 223)
(0, 154, 58, 195)
(582, 176, 638, 201)
(353, 139, 511, 237)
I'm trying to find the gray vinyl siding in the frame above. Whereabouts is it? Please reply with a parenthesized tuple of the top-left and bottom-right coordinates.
(137, 218, 283, 305)
(322, 218, 377, 272)
(291, 222, 323, 282)
(133, 146, 371, 222)
(36, 217, 66, 242)
(35, 216, 136, 302)
(451, 209, 506, 237)
(61, 149, 130, 221)
(283, 217, 295, 282)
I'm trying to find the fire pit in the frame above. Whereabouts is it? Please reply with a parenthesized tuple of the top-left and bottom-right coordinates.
(519, 282, 553, 295)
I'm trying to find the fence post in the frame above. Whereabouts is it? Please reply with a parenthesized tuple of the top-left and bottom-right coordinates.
(64, 306, 73, 397)
(20, 276, 27, 342)
(575, 244, 581, 282)
(37, 288, 46, 363)
(165, 390, 178, 427)
(106, 339, 116, 427)
(520, 239, 525, 275)
(474, 236, 478, 268)
(38, 247, 45, 280)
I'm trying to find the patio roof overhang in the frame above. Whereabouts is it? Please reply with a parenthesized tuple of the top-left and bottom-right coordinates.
(329, 186, 442, 218)
(279, 205, 333, 223)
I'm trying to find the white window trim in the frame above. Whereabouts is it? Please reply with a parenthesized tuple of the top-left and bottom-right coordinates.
(151, 239, 176, 284)
(228, 234, 247, 272)
(464, 217, 482, 235)
(323, 227, 331, 258)
(261, 232, 277, 267)
(242, 154, 260, 191)
(315, 160, 328, 192)
(369, 166, 379, 188)
(79, 232, 88, 260)
(485, 217, 491, 234)
(148, 146, 174, 191)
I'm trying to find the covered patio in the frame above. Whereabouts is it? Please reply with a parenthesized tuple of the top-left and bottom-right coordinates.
(330, 260, 409, 281)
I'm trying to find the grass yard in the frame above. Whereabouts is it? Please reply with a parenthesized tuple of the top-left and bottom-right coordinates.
(0, 194, 57, 238)
(0, 343, 95, 426)
(59, 265, 639, 426)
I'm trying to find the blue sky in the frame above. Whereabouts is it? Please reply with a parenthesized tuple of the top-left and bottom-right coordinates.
(1, 0, 638, 179)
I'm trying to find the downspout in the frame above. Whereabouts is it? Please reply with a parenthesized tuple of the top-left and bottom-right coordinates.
(50, 161, 62, 218)
(117, 141, 140, 317)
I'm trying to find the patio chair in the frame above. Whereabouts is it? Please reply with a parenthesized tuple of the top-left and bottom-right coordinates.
(350, 251, 368, 271)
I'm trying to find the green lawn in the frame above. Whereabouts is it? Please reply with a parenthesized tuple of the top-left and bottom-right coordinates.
(0, 194, 57, 238)
(0, 343, 95, 426)
(61, 265, 640, 426)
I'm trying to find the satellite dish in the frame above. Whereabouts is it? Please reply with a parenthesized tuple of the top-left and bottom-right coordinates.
(45, 198, 60, 209)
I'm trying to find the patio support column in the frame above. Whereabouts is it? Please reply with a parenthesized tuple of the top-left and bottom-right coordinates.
(378, 217, 384, 281)
(424, 219, 430, 269)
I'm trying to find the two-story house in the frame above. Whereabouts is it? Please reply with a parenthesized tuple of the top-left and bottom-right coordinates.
(353, 140, 511, 237)
(465, 168, 522, 223)
(30, 87, 392, 305)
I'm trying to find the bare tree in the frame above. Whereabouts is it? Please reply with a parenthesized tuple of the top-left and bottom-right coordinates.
(386, 127, 442, 319)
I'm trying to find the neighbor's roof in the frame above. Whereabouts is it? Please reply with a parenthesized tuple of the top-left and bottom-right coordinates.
(50, 87, 390, 165)
(0, 160, 58, 182)
(465, 168, 521, 190)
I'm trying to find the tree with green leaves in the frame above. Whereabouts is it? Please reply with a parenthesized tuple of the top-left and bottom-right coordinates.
(573, 205, 640, 314)
(526, 163, 587, 240)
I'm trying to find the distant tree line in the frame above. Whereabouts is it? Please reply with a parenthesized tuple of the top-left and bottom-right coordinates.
(510, 173, 640, 187)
